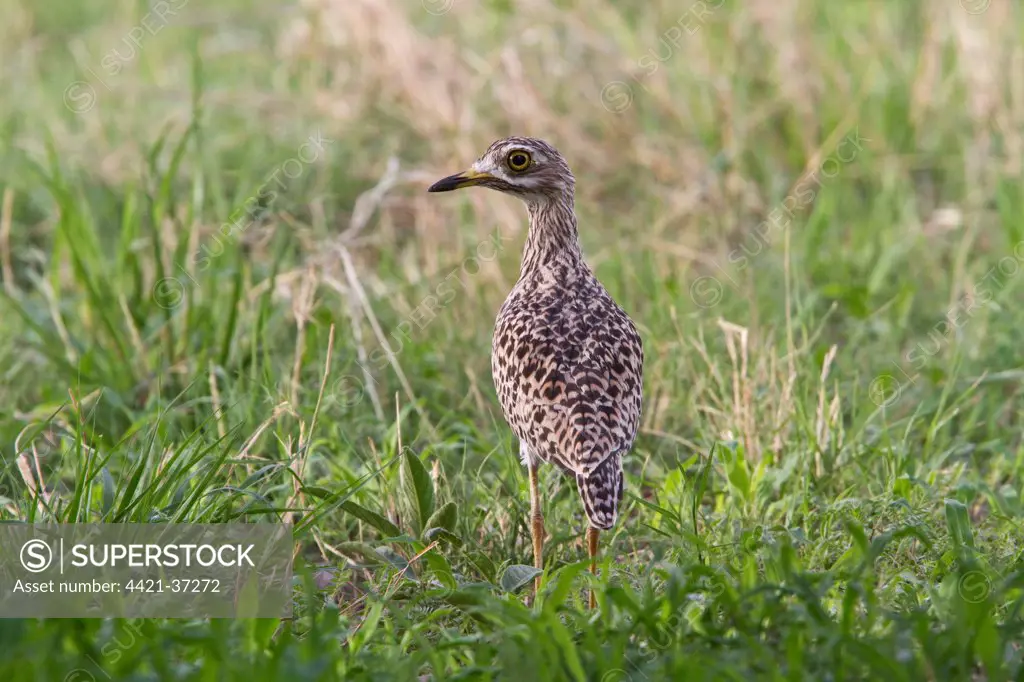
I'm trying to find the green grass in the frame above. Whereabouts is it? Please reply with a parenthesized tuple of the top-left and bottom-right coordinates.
(1, 0, 1023, 679)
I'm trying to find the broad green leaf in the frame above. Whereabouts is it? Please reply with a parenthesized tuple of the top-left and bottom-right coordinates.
(340, 500, 402, 538)
(401, 450, 434, 532)
(423, 527, 462, 546)
(499, 564, 542, 593)
(349, 601, 383, 654)
(423, 552, 457, 592)
(423, 501, 458, 534)
(944, 498, 975, 552)
(335, 541, 387, 566)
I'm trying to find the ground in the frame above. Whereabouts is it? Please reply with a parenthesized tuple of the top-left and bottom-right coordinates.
(0, 0, 1022, 680)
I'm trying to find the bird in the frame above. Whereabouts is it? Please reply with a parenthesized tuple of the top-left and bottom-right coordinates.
(427, 136, 644, 609)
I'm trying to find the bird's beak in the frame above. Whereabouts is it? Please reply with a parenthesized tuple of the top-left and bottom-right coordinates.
(427, 168, 494, 192)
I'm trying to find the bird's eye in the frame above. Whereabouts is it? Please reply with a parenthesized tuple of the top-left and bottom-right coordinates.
(507, 151, 531, 172)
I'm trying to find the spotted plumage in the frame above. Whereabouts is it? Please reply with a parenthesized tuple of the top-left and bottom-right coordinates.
(490, 213, 642, 530)
(428, 136, 644, 605)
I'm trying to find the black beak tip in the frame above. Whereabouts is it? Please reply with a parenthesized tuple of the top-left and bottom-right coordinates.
(427, 173, 473, 193)
(423, 174, 460, 192)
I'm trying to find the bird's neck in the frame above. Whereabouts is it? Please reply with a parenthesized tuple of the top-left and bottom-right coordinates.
(521, 194, 583, 277)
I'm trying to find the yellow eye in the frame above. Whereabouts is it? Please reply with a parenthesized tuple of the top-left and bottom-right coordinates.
(506, 150, 531, 172)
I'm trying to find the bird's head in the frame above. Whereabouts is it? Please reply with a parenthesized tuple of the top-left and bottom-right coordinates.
(427, 136, 575, 204)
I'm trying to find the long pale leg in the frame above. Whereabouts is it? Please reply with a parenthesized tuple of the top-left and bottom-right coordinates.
(526, 448, 544, 599)
(587, 526, 599, 610)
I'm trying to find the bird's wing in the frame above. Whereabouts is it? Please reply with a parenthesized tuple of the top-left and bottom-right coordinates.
(517, 297, 643, 477)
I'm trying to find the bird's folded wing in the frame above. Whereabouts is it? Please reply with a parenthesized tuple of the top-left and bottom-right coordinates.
(522, 328, 642, 477)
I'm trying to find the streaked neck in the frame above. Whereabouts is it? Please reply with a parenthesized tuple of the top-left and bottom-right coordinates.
(521, 194, 582, 276)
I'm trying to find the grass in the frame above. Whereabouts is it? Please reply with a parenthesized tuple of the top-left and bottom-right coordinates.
(1, 0, 1023, 679)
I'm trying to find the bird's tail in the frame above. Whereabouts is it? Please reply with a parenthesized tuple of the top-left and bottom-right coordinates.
(576, 455, 623, 530)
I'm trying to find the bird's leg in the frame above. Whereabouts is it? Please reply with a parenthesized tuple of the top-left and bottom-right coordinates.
(587, 526, 599, 610)
(527, 458, 544, 599)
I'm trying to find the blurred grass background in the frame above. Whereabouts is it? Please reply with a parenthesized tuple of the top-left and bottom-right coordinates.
(0, 0, 1022, 680)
